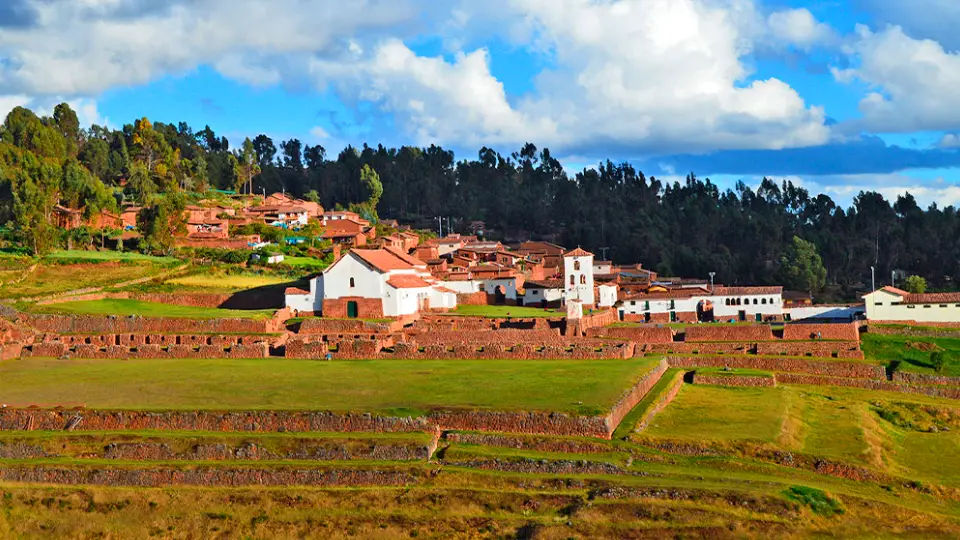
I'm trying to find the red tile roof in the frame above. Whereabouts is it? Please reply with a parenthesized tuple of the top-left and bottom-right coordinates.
(564, 247, 593, 257)
(285, 287, 310, 295)
(880, 286, 910, 296)
(433, 286, 457, 294)
(712, 286, 782, 296)
(351, 249, 415, 272)
(385, 246, 427, 268)
(387, 275, 433, 289)
(525, 279, 564, 289)
(902, 292, 960, 305)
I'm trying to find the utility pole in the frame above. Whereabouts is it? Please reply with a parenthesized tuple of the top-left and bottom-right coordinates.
(709, 272, 716, 292)
(436, 216, 443, 237)
(871, 266, 875, 292)
(599, 247, 609, 261)
(447, 217, 452, 235)
(891, 271, 896, 287)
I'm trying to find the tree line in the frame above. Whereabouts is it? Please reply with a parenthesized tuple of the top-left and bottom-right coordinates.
(0, 104, 954, 300)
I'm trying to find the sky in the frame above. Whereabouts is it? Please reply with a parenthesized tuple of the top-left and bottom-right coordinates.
(0, 0, 959, 206)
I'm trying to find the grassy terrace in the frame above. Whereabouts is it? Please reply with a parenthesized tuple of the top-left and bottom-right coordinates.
(447, 305, 565, 318)
(44, 250, 180, 264)
(0, 357, 662, 416)
(862, 332, 960, 376)
(0, 262, 171, 300)
(29, 299, 276, 320)
(164, 273, 291, 292)
(695, 367, 775, 378)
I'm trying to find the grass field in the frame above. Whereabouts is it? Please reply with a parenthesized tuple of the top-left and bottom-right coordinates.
(31, 299, 276, 319)
(44, 250, 179, 264)
(645, 385, 790, 442)
(0, 262, 169, 300)
(281, 256, 330, 270)
(862, 333, 960, 376)
(696, 367, 775, 378)
(0, 357, 660, 415)
(449, 305, 564, 318)
(165, 273, 291, 291)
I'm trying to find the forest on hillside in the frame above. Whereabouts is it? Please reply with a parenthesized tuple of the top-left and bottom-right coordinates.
(0, 103, 955, 299)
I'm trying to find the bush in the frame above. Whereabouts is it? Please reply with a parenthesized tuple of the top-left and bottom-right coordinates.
(784, 486, 844, 517)
(930, 351, 946, 374)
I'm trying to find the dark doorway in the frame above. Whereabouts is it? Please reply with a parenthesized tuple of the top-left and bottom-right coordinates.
(738, 310, 746, 322)
(495, 285, 506, 305)
(697, 300, 715, 322)
(347, 301, 359, 318)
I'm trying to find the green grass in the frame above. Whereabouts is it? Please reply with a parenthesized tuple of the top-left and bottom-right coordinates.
(893, 432, 960, 485)
(784, 486, 844, 517)
(165, 273, 290, 291)
(796, 391, 871, 464)
(862, 333, 960, 376)
(448, 305, 565, 318)
(0, 357, 658, 415)
(281, 256, 330, 270)
(31, 299, 276, 320)
(645, 385, 790, 442)
(45, 250, 179, 264)
(0, 263, 169, 300)
(612, 368, 684, 439)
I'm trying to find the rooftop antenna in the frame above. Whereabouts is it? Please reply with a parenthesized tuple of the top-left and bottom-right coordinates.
(599, 247, 609, 260)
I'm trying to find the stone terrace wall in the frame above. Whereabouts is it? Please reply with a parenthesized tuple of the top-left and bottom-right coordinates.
(684, 325, 775, 342)
(755, 341, 864, 359)
(286, 338, 633, 360)
(646, 342, 755, 355)
(406, 330, 565, 346)
(34, 292, 234, 309)
(892, 372, 960, 387)
(635, 372, 684, 432)
(42, 333, 268, 346)
(665, 355, 886, 379)
(782, 322, 860, 342)
(692, 374, 777, 387)
(444, 433, 612, 454)
(777, 374, 960, 400)
(586, 326, 674, 344)
(18, 313, 278, 334)
(298, 318, 401, 335)
(0, 410, 433, 433)
(867, 324, 960, 339)
(603, 359, 668, 434)
(0, 467, 421, 488)
(428, 411, 610, 439)
(22, 342, 270, 359)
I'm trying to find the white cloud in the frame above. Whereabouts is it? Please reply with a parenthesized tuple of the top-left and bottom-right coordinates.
(938, 133, 960, 149)
(834, 25, 960, 133)
(309, 126, 331, 140)
(766, 8, 838, 50)
(316, 0, 830, 154)
(857, 0, 960, 51)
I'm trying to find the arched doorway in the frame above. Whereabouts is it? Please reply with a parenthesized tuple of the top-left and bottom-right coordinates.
(494, 285, 506, 305)
(697, 300, 715, 322)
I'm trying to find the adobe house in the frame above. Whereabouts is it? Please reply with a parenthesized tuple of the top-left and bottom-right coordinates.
(284, 248, 456, 318)
(863, 286, 960, 323)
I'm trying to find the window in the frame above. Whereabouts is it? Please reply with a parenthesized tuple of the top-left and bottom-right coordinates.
(761, 298, 767, 305)
(725, 299, 731, 306)
(631, 301, 636, 306)
(753, 298, 758, 305)
(531, 290, 538, 295)
(941, 304, 948, 308)
(574, 261, 580, 271)
(349, 277, 355, 288)
(644, 301, 650, 311)
(923, 305, 931, 308)
(570, 275, 576, 286)
(580, 275, 586, 285)
(669, 300, 675, 310)
(907, 305, 915, 309)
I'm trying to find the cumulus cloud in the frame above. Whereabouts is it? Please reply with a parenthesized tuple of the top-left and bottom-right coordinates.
(0, 0, 422, 96)
(938, 133, 960, 149)
(766, 8, 838, 50)
(323, 0, 830, 154)
(856, 0, 960, 51)
(833, 25, 960, 133)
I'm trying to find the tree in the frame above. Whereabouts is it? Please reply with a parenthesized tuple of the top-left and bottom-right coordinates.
(234, 137, 260, 195)
(904, 275, 928, 294)
(348, 164, 383, 223)
(138, 192, 186, 255)
(53, 102, 81, 157)
(779, 236, 827, 298)
(930, 351, 945, 374)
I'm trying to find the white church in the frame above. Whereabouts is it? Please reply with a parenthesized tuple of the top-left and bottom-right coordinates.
(285, 246, 617, 319)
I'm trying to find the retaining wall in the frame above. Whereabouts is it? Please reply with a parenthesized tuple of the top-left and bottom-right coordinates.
(692, 374, 777, 387)
(685, 325, 775, 342)
(892, 372, 960, 387)
(603, 359, 669, 435)
(665, 356, 886, 379)
(428, 411, 610, 438)
(0, 467, 421, 487)
(586, 326, 674, 344)
(782, 322, 860, 342)
(777, 374, 960, 400)
(298, 318, 400, 335)
(18, 313, 278, 334)
(634, 372, 684, 432)
(444, 433, 612, 454)
(755, 341, 864, 359)
(21, 342, 270, 359)
(42, 333, 268, 347)
(405, 330, 565, 346)
(0, 410, 433, 433)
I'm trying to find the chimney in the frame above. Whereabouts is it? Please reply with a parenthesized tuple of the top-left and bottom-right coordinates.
(332, 243, 342, 263)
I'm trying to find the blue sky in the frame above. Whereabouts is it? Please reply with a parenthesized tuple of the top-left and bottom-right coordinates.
(0, 0, 959, 206)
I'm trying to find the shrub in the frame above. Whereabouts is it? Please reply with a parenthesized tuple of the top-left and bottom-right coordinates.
(930, 351, 946, 374)
(784, 486, 844, 517)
